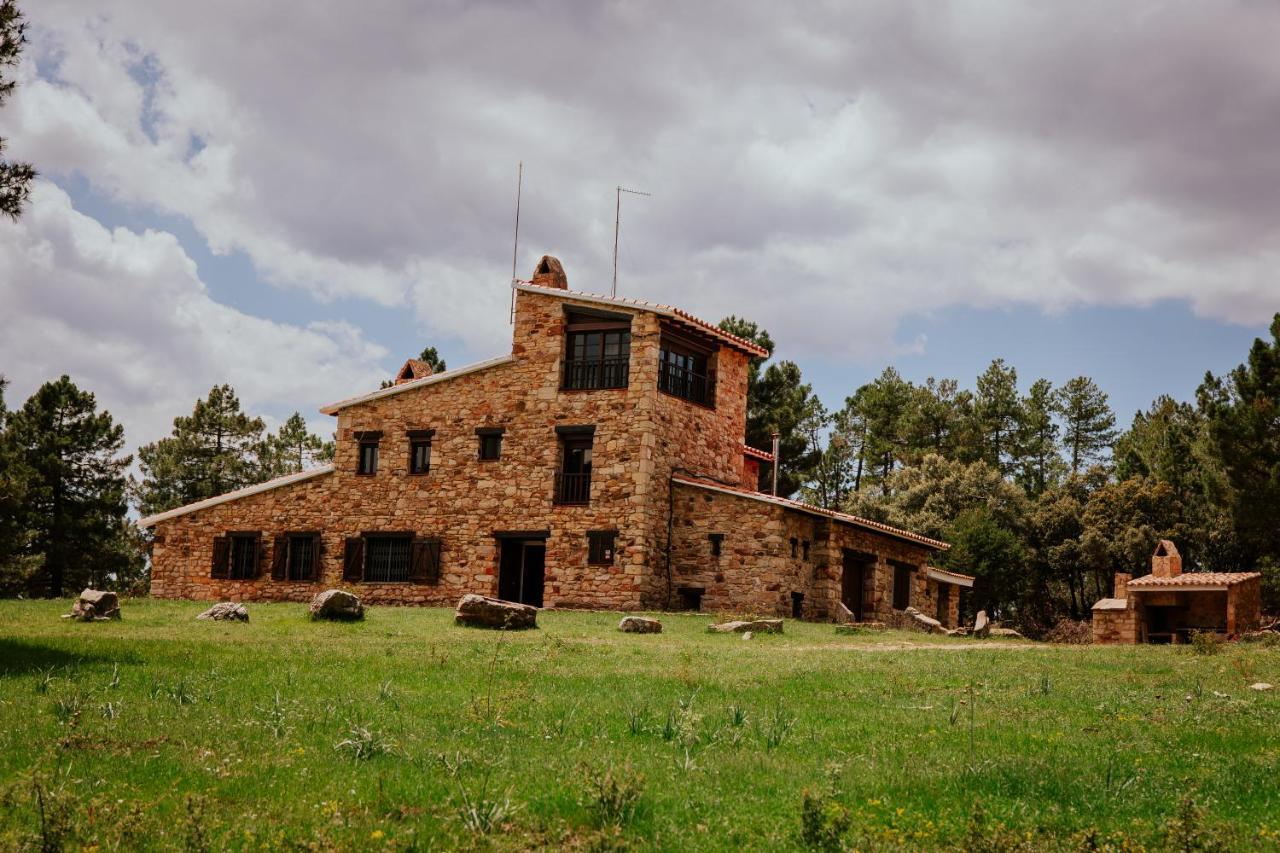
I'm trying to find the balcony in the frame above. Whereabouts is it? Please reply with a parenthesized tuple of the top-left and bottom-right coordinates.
(554, 471, 592, 505)
(563, 356, 630, 391)
(658, 362, 715, 407)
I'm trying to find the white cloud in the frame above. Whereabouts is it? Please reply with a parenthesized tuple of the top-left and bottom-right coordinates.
(0, 183, 388, 449)
(5, 0, 1280, 373)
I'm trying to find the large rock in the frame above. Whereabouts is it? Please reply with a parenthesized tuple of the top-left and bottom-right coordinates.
(973, 610, 991, 639)
(455, 594, 537, 630)
(708, 619, 783, 634)
(904, 606, 948, 635)
(309, 589, 365, 621)
(989, 627, 1025, 639)
(618, 616, 662, 634)
(65, 589, 120, 622)
(834, 601, 854, 624)
(197, 602, 249, 622)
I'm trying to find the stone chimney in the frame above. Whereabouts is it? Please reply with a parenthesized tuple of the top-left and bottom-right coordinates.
(1151, 540, 1182, 578)
(1113, 572, 1131, 599)
(531, 255, 569, 290)
(394, 358, 433, 386)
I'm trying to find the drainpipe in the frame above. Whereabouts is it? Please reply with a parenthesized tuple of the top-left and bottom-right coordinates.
(771, 432, 781, 496)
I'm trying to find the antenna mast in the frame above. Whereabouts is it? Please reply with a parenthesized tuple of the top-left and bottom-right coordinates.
(612, 185, 651, 297)
(509, 161, 523, 324)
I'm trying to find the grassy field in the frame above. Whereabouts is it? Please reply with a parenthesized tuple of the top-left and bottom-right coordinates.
(1, 599, 1278, 851)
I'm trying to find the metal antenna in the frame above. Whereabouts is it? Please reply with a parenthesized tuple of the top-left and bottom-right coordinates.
(509, 161, 523, 324)
(612, 185, 651, 297)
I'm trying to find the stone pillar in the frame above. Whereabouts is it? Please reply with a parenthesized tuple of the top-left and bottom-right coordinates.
(1113, 572, 1131, 599)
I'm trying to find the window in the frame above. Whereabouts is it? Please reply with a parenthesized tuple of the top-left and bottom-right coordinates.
(802, 540, 811, 561)
(892, 564, 913, 610)
(356, 431, 381, 475)
(563, 312, 631, 390)
(342, 534, 441, 585)
(272, 532, 321, 582)
(587, 530, 617, 565)
(677, 587, 704, 612)
(709, 533, 724, 557)
(364, 535, 412, 583)
(658, 329, 715, 407)
(791, 592, 805, 619)
(229, 532, 260, 580)
(408, 429, 433, 475)
(477, 427, 503, 461)
(790, 537, 799, 558)
(555, 426, 594, 505)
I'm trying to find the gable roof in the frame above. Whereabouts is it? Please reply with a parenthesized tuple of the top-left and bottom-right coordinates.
(319, 355, 515, 415)
(671, 474, 949, 550)
(1125, 571, 1261, 591)
(396, 358, 433, 383)
(137, 465, 336, 528)
(515, 282, 770, 358)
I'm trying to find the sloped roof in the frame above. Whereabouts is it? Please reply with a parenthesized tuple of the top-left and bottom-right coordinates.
(1092, 598, 1128, 611)
(742, 444, 775, 463)
(671, 474, 949, 550)
(515, 282, 770, 358)
(926, 566, 975, 587)
(319, 355, 515, 415)
(1126, 572, 1261, 591)
(137, 465, 336, 528)
(397, 358, 433, 382)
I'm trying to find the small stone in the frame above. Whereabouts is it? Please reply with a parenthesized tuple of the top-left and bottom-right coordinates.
(618, 616, 662, 634)
(989, 627, 1025, 639)
(68, 589, 120, 622)
(455, 594, 537, 630)
(742, 631, 753, 640)
(309, 589, 365, 621)
(708, 619, 783, 634)
(197, 602, 249, 622)
(974, 611, 990, 639)
(904, 606, 948, 635)
(1250, 682, 1273, 692)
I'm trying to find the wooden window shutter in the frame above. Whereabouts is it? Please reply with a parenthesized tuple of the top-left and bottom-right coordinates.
(410, 537, 442, 585)
(343, 537, 364, 582)
(210, 536, 230, 579)
(309, 534, 323, 582)
(271, 534, 288, 581)
(251, 532, 264, 578)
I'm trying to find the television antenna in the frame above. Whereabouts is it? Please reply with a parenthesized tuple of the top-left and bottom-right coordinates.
(612, 185, 651, 297)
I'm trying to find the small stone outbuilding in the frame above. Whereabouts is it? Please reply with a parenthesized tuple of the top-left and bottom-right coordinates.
(1092, 540, 1262, 644)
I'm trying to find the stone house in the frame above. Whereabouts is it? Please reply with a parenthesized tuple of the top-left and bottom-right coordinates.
(140, 257, 972, 623)
(1092, 540, 1262, 644)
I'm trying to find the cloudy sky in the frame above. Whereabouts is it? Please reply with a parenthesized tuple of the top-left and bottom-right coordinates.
(2, 1, 1278, 451)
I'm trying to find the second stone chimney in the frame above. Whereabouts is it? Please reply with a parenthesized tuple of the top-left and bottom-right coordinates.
(531, 255, 569, 290)
(1151, 540, 1182, 578)
(1113, 572, 1131, 599)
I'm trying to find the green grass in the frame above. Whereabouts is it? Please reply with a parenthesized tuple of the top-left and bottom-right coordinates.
(1, 599, 1278, 851)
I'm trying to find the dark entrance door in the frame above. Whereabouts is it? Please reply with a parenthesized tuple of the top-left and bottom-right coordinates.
(841, 550, 867, 621)
(936, 583, 950, 625)
(498, 539, 546, 607)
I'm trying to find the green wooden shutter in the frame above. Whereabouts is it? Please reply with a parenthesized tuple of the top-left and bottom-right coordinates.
(210, 536, 230, 579)
(343, 537, 364, 582)
(271, 534, 288, 580)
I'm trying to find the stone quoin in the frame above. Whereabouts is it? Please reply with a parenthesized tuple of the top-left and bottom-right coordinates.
(140, 257, 972, 622)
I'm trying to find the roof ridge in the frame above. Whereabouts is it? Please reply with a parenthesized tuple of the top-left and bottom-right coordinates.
(138, 465, 336, 528)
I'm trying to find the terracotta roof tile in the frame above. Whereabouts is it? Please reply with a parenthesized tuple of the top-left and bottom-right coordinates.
(1126, 572, 1261, 589)
(742, 444, 775, 463)
(671, 474, 949, 551)
(516, 282, 771, 358)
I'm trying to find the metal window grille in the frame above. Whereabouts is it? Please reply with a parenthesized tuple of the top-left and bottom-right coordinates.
(288, 536, 314, 581)
(365, 537, 411, 582)
(230, 536, 257, 579)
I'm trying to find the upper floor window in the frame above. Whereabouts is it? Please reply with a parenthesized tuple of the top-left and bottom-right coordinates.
(555, 426, 594, 505)
(408, 429, 433, 475)
(563, 311, 631, 390)
(356, 431, 381, 475)
(709, 533, 724, 557)
(658, 328, 715, 407)
(476, 427, 504, 461)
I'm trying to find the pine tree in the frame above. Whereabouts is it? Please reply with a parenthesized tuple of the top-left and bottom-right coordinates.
(0, 1, 35, 220)
(974, 359, 1021, 476)
(1055, 376, 1117, 475)
(134, 385, 267, 517)
(417, 347, 447, 373)
(0, 375, 36, 586)
(905, 377, 972, 464)
(2, 376, 131, 597)
(261, 412, 334, 476)
(850, 368, 915, 493)
(1016, 379, 1062, 496)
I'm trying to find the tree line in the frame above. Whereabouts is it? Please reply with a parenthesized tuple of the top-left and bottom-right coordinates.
(721, 313, 1280, 630)
(0, 378, 333, 597)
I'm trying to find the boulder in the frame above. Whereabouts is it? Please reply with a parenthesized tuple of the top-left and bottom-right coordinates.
(973, 610, 990, 639)
(904, 606, 948, 636)
(197, 602, 249, 622)
(834, 601, 854, 624)
(1250, 682, 1273, 692)
(618, 616, 662, 634)
(309, 589, 365, 621)
(455, 594, 537, 630)
(65, 589, 120, 622)
(708, 619, 783, 634)
(989, 627, 1025, 639)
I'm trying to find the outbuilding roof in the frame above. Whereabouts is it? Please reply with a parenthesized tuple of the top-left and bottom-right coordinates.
(1125, 572, 1261, 591)
(671, 474, 949, 550)
(1091, 598, 1128, 611)
(515, 282, 771, 358)
(926, 566, 975, 588)
(742, 444, 775, 463)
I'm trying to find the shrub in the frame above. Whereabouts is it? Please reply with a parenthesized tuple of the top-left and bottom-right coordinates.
(798, 789, 850, 851)
(581, 762, 643, 828)
(1042, 618, 1092, 645)
(1188, 631, 1221, 656)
